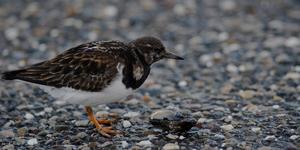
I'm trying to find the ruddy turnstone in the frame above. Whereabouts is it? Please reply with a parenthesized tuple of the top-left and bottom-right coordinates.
(1, 36, 183, 137)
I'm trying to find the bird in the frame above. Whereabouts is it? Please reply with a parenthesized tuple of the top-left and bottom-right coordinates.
(1, 36, 184, 137)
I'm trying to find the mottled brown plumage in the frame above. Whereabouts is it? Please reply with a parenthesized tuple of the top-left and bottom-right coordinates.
(3, 41, 127, 91)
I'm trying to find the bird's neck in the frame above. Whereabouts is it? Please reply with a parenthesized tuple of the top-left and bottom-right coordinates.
(121, 47, 151, 89)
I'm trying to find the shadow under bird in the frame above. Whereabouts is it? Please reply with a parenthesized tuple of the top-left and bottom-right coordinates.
(1, 36, 183, 137)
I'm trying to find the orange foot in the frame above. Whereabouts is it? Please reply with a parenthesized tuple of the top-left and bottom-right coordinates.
(85, 106, 117, 137)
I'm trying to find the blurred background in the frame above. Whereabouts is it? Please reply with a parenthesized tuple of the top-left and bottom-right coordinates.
(0, 0, 299, 149)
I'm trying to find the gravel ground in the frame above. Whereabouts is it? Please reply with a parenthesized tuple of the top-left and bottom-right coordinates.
(0, 0, 299, 149)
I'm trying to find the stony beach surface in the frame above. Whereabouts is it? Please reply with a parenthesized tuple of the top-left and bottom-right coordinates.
(0, 0, 299, 149)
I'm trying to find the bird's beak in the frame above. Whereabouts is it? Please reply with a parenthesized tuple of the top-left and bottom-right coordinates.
(164, 51, 184, 60)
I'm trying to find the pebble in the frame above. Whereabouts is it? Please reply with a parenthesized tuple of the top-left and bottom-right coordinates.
(166, 134, 179, 140)
(75, 132, 87, 139)
(264, 135, 276, 141)
(75, 120, 89, 127)
(150, 109, 196, 132)
(0, 130, 15, 138)
(162, 143, 180, 150)
(257, 146, 273, 150)
(285, 37, 300, 47)
(25, 113, 34, 120)
(284, 72, 300, 80)
(27, 138, 38, 145)
(2, 144, 14, 150)
(121, 141, 129, 148)
(251, 127, 261, 133)
(137, 140, 153, 147)
(123, 112, 140, 118)
(122, 120, 132, 128)
(289, 135, 299, 140)
(272, 105, 280, 109)
(103, 5, 118, 18)
(197, 118, 208, 124)
(239, 90, 256, 99)
(219, 0, 236, 11)
(178, 80, 187, 87)
(221, 124, 234, 131)
(226, 64, 238, 73)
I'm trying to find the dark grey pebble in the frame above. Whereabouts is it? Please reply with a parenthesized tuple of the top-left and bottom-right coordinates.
(150, 109, 196, 132)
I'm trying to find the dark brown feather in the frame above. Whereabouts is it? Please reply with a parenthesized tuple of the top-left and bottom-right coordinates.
(6, 41, 128, 92)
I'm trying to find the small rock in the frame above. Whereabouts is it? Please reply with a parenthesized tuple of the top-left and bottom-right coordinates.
(162, 143, 180, 150)
(2, 144, 14, 150)
(178, 80, 187, 87)
(0, 130, 15, 138)
(75, 132, 87, 139)
(121, 141, 129, 148)
(285, 37, 300, 47)
(214, 134, 225, 139)
(103, 5, 118, 18)
(251, 127, 261, 133)
(166, 134, 179, 140)
(122, 120, 132, 128)
(17, 128, 27, 136)
(5, 27, 19, 40)
(197, 118, 208, 124)
(227, 64, 238, 73)
(25, 113, 34, 120)
(258, 146, 272, 150)
(272, 105, 280, 109)
(284, 72, 300, 80)
(219, 0, 236, 11)
(137, 140, 153, 147)
(75, 120, 89, 127)
(264, 135, 276, 141)
(44, 107, 53, 113)
(150, 109, 196, 132)
(290, 135, 299, 140)
(27, 138, 38, 145)
(239, 90, 255, 99)
(179, 136, 185, 140)
(55, 125, 69, 131)
(123, 112, 140, 118)
(221, 124, 234, 131)
(224, 115, 233, 123)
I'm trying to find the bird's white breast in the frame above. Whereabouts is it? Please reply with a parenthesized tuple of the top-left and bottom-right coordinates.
(35, 73, 133, 106)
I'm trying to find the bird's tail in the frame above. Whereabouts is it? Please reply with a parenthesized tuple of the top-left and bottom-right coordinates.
(1, 70, 23, 80)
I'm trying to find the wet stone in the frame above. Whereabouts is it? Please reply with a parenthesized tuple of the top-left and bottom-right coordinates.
(150, 109, 196, 132)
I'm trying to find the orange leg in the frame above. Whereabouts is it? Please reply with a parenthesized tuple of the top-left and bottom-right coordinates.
(85, 106, 116, 137)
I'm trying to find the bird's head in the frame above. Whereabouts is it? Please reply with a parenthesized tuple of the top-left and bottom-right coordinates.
(129, 36, 184, 65)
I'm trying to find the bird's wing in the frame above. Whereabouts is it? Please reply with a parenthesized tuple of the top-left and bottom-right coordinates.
(3, 41, 127, 91)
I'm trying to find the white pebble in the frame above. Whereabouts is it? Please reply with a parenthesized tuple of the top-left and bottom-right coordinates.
(264, 135, 276, 141)
(221, 124, 234, 131)
(162, 143, 180, 150)
(25, 113, 34, 120)
(251, 127, 261, 133)
(137, 140, 153, 147)
(27, 138, 38, 145)
(290, 135, 299, 140)
(5, 28, 19, 40)
(122, 120, 132, 128)
(178, 80, 187, 87)
(44, 107, 53, 113)
(121, 141, 129, 148)
(123, 112, 140, 118)
(166, 134, 178, 140)
(226, 64, 238, 73)
(104, 5, 118, 18)
(285, 37, 300, 47)
(272, 105, 280, 109)
(179, 136, 185, 140)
